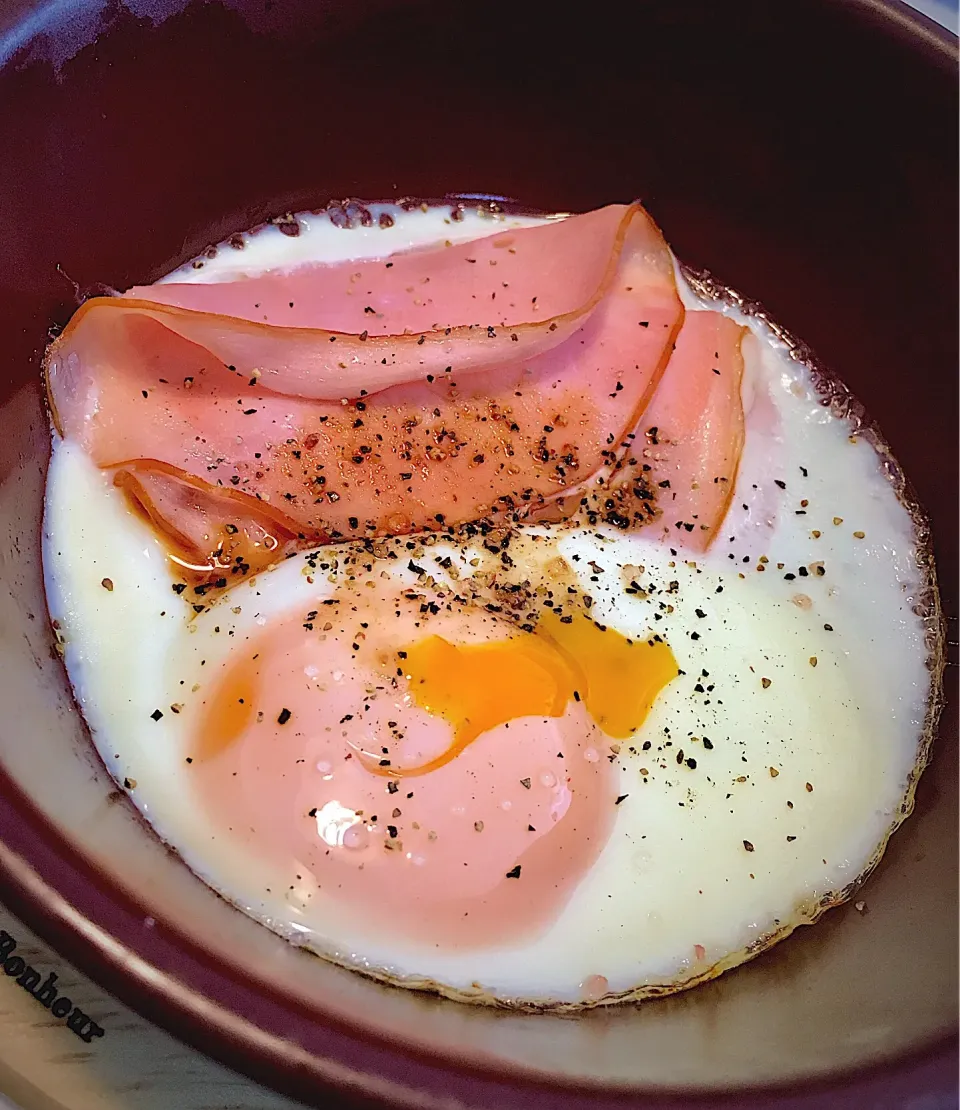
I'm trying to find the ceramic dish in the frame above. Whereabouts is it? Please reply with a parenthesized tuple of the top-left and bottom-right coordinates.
(0, 1, 955, 1106)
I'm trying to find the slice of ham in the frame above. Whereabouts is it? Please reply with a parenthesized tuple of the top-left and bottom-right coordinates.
(46, 203, 684, 576)
(528, 308, 746, 552)
(635, 310, 746, 551)
(68, 205, 641, 402)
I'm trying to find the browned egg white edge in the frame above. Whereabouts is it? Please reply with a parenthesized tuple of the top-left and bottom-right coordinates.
(51, 198, 945, 1013)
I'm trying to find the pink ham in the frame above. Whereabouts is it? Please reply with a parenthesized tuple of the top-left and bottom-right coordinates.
(46, 203, 684, 576)
(638, 310, 746, 551)
(88, 205, 642, 402)
(191, 581, 617, 948)
(528, 308, 746, 550)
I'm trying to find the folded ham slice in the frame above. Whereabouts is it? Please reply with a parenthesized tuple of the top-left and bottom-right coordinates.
(638, 310, 746, 551)
(46, 203, 689, 577)
(526, 309, 746, 552)
(46, 201, 748, 582)
(96, 204, 640, 402)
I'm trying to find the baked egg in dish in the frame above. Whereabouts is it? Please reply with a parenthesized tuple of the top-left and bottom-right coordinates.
(42, 199, 943, 1008)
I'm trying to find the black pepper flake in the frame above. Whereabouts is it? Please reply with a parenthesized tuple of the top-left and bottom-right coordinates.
(387, 781, 399, 794)
(308, 807, 318, 817)
(743, 840, 755, 852)
(520, 777, 531, 789)
(823, 623, 834, 631)
(774, 480, 786, 490)
(277, 708, 292, 725)
(150, 709, 163, 721)
(505, 865, 522, 879)
(615, 794, 629, 805)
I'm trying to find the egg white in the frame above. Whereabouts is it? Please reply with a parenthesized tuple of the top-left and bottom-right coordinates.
(42, 204, 933, 1005)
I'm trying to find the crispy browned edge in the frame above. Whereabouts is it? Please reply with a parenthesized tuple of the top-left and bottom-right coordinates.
(43, 199, 946, 1013)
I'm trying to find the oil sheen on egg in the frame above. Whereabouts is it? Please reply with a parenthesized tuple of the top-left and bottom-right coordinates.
(42, 202, 936, 1007)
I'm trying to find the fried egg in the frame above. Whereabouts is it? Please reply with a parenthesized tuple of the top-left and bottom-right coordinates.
(42, 202, 937, 1007)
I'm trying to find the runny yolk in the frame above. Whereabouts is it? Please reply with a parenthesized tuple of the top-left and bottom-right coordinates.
(400, 632, 578, 755)
(397, 612, 677, 774)
(196, 609, 677, 773)
(196, 649, 259, 760)
(536, 610, 677, 739)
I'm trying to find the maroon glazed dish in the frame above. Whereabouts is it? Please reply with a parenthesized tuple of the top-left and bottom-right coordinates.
(0, 1, 956, 1107)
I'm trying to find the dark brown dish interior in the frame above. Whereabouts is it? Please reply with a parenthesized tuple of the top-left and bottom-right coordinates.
(0, 1, 956, 1107)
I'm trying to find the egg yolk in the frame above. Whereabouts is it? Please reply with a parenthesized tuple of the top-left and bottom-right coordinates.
(537, 610, 677, 739)
(196, 600, 677, 772)
(393, 611, 676, 775)
(396, 633, 577, 771)
(196, 648, 259, 761)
